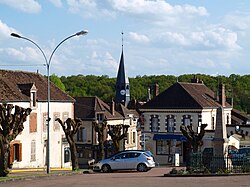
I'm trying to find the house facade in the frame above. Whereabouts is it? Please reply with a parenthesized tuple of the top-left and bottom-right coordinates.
(74, 96, 139, 167)
(139, 79, 233, 165)
(0, 70, 74, 168)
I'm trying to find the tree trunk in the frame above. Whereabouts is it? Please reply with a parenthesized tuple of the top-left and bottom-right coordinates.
(70, 141, 79, 171)
(0, 135, 9, 177)
(113, 138, 120, 153)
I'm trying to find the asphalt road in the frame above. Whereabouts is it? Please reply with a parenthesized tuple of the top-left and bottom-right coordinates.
(1, 167, 250, 187)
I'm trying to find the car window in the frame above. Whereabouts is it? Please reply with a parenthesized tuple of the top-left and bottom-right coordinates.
(128, 152, 141, 158)
(114, 153, 127, 159)
(143, 151, 153, 157)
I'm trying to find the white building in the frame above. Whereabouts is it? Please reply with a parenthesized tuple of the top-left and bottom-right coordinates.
(0, 70, 74, 168)
(139, 79, 233, 165)
(74, 96, 139, 167)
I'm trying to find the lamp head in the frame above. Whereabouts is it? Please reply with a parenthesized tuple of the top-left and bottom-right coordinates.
(11, 33, 22, 38)
(76, 30, 88, 36)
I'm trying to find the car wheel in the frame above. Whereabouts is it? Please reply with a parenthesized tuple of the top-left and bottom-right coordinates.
(102, 164, 111, 173)
(137, 163, 147, 172)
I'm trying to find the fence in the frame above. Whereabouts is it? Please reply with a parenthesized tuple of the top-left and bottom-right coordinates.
(187, 153, 250, 173)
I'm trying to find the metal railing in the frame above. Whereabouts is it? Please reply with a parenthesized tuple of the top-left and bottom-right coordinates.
(186, 153, 250, 174)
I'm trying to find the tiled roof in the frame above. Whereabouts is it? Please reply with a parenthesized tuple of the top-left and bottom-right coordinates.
(0, 70, 74, 102)
(231, 108, 250, 125)
(140, 82, 229, 109)
(74, 96, 126, 120)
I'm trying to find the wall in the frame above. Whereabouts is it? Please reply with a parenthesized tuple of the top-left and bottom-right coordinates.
(11, 101, 73, 168)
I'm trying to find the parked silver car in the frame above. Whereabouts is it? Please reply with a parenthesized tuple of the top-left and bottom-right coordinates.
(94, 150, 155, 173)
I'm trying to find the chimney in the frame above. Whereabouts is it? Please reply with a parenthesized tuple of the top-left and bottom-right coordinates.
(191, 75, 203, 84)
(110, 99, 115, 116)
(147, 87, 151, 101)
(219, 84, 226, 107)
(153, 83, 159, 97)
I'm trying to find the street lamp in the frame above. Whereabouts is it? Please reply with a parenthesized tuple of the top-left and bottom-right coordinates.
(11, 30, 88, 174)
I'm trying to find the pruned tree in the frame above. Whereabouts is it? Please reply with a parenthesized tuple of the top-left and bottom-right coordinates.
(180, 123, 207, 153)
(56, 118, 82, 171)
(0, 104, 32, 177)
(92, 120, 107, 160)
(107, 124, 130, 153)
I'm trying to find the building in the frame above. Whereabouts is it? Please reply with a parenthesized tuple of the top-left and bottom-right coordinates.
(0, 70, 74, 168)
(74, 96, 139, 168)
(114, 38, 130, 107)
(139, 78, 233, 165)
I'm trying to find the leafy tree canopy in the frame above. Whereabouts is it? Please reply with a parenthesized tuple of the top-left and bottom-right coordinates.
(51, 74, 250, 114)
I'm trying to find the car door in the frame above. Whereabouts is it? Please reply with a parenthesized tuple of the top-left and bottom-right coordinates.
(125, 152, 141, 169)
(109, 153, 126, 170)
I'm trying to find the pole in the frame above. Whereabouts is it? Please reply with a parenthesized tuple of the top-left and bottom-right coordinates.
(11, 30, 88, 174)
(143, 133, 145, 150)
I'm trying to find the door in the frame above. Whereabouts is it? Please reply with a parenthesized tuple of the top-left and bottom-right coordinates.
(109, 153, 127, 170)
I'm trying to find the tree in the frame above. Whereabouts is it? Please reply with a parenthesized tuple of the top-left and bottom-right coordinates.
(50, 74, 66, 92)
(0, 104, 32, 177)
(56, 118, 82, 171)
(180, 123, 207, 153)
(92, 120, 107, 160)
(107, 124, 129, 153)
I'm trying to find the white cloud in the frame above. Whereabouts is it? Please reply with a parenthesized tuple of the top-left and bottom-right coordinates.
(4, 47, 45, 64)
(0, 20, 16, 39)
(152, 26, 240, 51)
(49, 0, 63, 8)
(77, 50, 118, 76)
(128, 32, 150, 43)
(109, 0, 208, 17)
(0, 0, 41, 13)
(67, 0, 115, 19)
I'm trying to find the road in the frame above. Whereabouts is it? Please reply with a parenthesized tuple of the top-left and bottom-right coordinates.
(1, 167, 250, 187)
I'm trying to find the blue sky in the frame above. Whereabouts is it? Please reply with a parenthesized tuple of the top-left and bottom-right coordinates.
(1, 0, 250, 78)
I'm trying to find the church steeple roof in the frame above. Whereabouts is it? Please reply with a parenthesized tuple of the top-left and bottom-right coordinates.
(115, 32, 130, 106)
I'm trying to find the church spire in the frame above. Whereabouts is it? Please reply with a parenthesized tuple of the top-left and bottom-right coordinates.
(115, 32, 130, 106)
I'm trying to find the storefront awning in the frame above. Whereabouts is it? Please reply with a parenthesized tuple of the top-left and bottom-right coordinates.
(153, 134, 187, 141)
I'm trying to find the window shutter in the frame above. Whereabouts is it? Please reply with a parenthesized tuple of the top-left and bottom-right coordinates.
(18, 143, 22, 161)
(9, 144, 14, 164)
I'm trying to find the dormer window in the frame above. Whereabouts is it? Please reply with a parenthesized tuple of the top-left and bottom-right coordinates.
(97, 113, 104, 123)
(17, 83, 37, 108)
(31, 91, 36, 107)
(30, 84, 37, 108)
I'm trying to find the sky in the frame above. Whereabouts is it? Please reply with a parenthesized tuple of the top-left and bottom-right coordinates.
(1, 0, 250, 78)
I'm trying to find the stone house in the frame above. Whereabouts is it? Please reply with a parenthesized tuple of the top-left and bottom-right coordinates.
(0, 70, 74, 168)
(74, 96, 139, 168)
(139, 78, 233, 165)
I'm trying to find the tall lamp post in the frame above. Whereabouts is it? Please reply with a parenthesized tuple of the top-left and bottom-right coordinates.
(11, 30, 88, 174)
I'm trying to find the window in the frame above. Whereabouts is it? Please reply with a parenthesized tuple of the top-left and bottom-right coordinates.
(97, 113, 104, 123)
(30, 140, 36, 161)
(151, 115, 159, 132)
(166, 115, 175, 132)
(63, 112, 69, 122)
(77, 128, 86, 142)
(43, 113, 48, 132)
(64, 147, 70, 163)
(30, 91, 36, 107)
(115, 153, 127, 159)
(29, 113, 37, 133)
(212, 116, 215, 130)
(227, 114, 230, 125)
(9, 143, 22, 163)
(183, 115, 192, 126)
(132, 131, 136, 143)
(53, 113, 60, 131)
(156, 140, 170, 155)
(156, 140, 182, 155)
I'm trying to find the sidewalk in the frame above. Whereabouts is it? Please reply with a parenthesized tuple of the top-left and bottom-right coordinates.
(2, 167, 82, 181)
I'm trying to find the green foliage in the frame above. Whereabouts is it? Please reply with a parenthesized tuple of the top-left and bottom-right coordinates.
(50, 74, 66, 92)
(57, 73, 250, 113)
